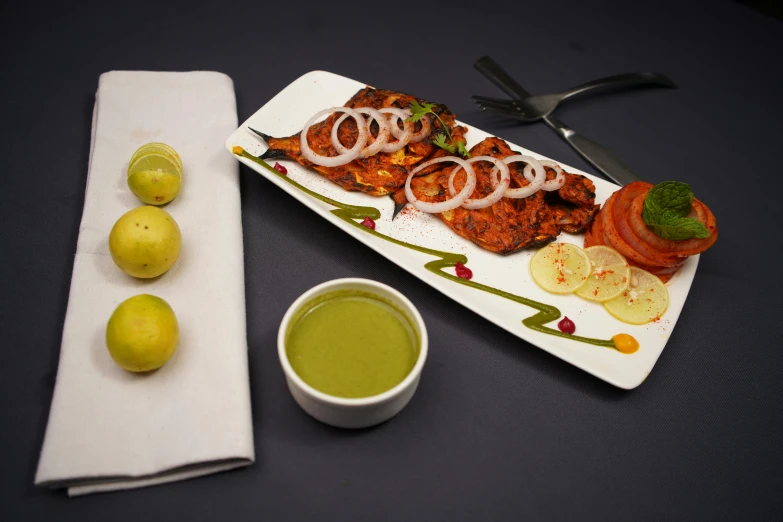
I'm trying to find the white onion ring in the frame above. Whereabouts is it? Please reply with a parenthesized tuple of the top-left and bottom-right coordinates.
(524, 159, 565, 191)
(388, 109, 432, 143)
(300, 107, 368, 167)
(405, 156, 477, 213)
(379, 108, 413, 153)
(408, 114, 432, 143)
(388, 108, 411, 139)
(331, 107, 391, 158)
(490, 154, 546, 198)
(447, 156, 510, 209)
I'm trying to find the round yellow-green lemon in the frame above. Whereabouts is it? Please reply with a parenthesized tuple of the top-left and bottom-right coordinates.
(106, 294, 179, 372)
(109, 206, 182, 278)
(127, 152, 182, 205)
(128, 169, 182, 205)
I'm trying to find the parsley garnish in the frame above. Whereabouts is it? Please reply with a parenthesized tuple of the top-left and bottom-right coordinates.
(431, 134, 455, 154)
(641, 181, 710, 240)
(407, 100, 470, 158)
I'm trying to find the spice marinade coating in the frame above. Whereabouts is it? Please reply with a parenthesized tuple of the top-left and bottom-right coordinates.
(259, 87, 599, 255)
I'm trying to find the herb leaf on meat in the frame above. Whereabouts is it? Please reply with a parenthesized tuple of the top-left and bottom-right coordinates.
(408, 100, 470, 158)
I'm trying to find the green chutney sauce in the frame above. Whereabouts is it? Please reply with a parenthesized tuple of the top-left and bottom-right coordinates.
(285, 289, 420, 399)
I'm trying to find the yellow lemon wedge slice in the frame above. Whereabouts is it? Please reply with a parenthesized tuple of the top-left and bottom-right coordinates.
(128, 152, 180, 179)
(603, 267, 669, 325)
(530, 242, 591, 294)
(576, 246, 631, 302)
(130, 142, 182, 172)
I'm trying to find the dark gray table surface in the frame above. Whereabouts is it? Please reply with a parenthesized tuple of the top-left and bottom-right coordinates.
(2, 0, 782, 520)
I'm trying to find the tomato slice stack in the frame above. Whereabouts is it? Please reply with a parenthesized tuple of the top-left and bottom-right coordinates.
(584, 182, 718, 282)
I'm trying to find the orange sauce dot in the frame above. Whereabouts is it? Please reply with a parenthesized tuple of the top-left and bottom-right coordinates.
(612, 333, 640, 354)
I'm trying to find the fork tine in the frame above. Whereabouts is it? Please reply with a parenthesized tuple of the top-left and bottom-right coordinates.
(473, 100, 523, 114)
(474, 103, 527, 118)
(471, 95, 518, 110)
(473, 99, 526, 116)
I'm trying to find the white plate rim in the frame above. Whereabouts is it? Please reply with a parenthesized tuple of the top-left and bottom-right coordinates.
(226, 70, 699, 390)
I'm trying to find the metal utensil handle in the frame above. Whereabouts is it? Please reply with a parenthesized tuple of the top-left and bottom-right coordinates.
(474, 56, 533, 99)
(559, 72, 677, 101)
(474, 56, 639, 186)
(550, 122, 639, 186)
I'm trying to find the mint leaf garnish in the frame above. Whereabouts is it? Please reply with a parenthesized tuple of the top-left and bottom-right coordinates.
(645, 212, 710, 240)
(643, 181, 693, 216)
(642, 182, 710, 240)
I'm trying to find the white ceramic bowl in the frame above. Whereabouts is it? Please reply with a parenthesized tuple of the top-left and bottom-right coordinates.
(278, 278, 428, 429)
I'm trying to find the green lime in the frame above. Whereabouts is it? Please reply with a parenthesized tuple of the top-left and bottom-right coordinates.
(109, 206, 182, 278)
(106, 294, 179, 372)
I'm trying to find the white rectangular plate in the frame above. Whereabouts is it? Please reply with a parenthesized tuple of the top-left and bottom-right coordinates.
(226, 70, 697, 389)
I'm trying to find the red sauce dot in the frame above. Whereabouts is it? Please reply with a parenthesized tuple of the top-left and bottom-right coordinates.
(273, 162, 288, 175)
(360, 216, 375, 230)
(558, 316, 576, 335)
(455, 262, 473, 280)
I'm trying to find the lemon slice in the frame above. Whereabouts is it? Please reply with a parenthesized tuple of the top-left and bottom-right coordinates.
(130, 143, 182, 172)
(130, 146, 182, 174)
(604, 267, 669, 325)
(576, 246, 631, 302)
(128, 152, 180, 179)
(530, 242, 591, 294)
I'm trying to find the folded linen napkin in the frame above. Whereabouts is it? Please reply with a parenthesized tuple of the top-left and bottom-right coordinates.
(35, 71, 254, 496)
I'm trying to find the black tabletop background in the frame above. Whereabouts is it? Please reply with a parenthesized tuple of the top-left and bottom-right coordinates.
(2, 0, 782, 520)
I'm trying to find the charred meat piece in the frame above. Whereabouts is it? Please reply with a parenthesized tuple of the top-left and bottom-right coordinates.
(257, 87, 467, 197)
(394, 137, 559, 255)
(545, 173, 599, 234)
(393, 137, 598, 254)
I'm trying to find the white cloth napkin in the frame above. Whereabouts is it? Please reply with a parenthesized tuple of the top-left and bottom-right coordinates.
(35, 71, 255, 496)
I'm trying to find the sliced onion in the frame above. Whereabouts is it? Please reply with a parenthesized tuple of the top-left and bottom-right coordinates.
(379, 108, 413, 153)
(331, 107, 391, 158)
(524, 159, 565, 191)
(405, 156, 476, 213)
(388, 109, 432, 143)
(300, 107, 367, 167)
(490, 154, 546, 198)
(447, 156, 510, 209)
(409, 114, 432, 143)
(388, 108, 412, 139)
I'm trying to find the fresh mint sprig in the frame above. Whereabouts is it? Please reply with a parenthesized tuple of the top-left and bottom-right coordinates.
(642, 181, 710, 240)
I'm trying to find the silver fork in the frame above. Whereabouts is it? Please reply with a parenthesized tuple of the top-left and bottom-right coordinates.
(473, 72, 676, 122)
(475, 56, 642, 186)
